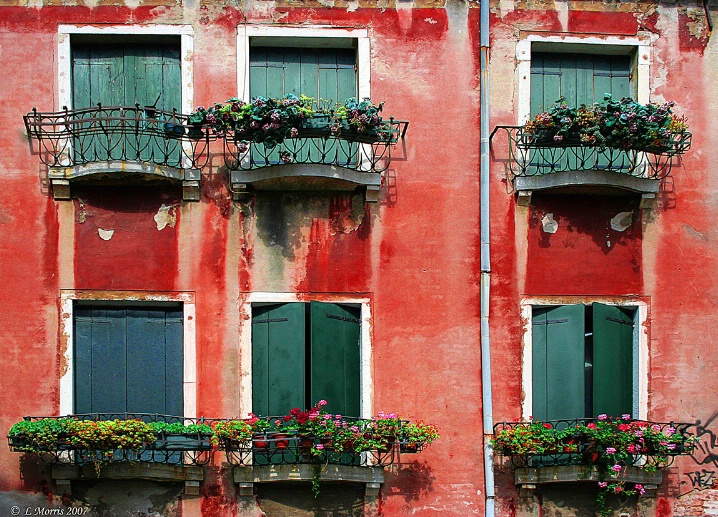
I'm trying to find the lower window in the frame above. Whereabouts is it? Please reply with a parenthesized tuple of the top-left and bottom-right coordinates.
(73, 304, 184, 416)
(532, 303, 636, 421)
(252, 301, 360, 417)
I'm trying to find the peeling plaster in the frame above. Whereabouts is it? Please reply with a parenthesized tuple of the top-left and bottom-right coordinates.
(77, 199, 87, 224)
(98, 228, 114, 240)
(610, 211, 633, 232)
(154, 204, 178, 231)
(541, 213, 558, 234)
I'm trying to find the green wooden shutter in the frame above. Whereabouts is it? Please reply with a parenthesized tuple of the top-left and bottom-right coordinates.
(74, 307, 183, 416)
(592, 303, 634, 418)
(250, 47, 358, 165)
(530, 53, 631, 112)
(532, 305, 586, 421)
(309, 301, 361, 418)
(72, 43, 181, 111)
(249, 47, 357, 102)
(252, 303, 306, 416)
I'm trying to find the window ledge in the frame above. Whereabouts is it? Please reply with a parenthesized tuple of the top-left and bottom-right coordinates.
(514, 170, 659, 208)
(233, 464, 384, 498)
(230, 164, 381, 202)
(49, 162, 201, 201)
(515, 465, 662, 490)
(51, 463, 204, 495)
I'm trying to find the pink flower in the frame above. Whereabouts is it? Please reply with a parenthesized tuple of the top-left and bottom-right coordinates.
(622, 414, 631, 420)
(611, 464, 622, 472)
(315, 444, 324, 450)
(614, 486, 623, 494)
(635, 484, 646, 495)
(587, 423, 597, 429)
(598, 414, 608, 421)
(598, 482, 608, 488)
(666, 427, 676, 436)
(627, 444, 637, 453)
(606, 447, 617, 454)
(317, 400, 328, 407)
(651, 424, 661, 432)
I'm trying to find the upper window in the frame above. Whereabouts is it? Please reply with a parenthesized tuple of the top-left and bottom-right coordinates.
(249, 46, 357, 102)
(72, 39, 181, 112)
(252, 301, 360, 418)
(74, 304, 183, 416)
(530, 53, 632, 114)
(531, 303, 636, 421)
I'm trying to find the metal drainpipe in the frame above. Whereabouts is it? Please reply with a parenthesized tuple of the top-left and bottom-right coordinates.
(479, 0, 495, 516)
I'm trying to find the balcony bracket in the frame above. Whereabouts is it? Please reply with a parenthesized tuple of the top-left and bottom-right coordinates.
(51, 463, 204, 494)
(233, 464, 384, 498)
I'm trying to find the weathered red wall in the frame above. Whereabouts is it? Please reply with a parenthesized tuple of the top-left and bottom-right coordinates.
(490, 3, 718, 516)
(0, 2, 484, 515)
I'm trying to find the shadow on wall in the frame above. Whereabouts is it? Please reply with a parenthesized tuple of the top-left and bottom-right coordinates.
(257, 483, 365, 517)
(381, 460, 436, 505)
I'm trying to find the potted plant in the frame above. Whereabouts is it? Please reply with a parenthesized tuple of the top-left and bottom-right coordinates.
(150, 421, 213, 451)
(522, 95, 689, 152)
(214, 419, 252, 450)
(399, 421, 440, 453)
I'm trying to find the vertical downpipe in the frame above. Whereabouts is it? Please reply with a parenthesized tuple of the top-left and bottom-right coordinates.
(479, 0, 495, 517)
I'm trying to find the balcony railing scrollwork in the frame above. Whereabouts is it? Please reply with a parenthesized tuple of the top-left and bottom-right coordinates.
(24, 105, 213, 200)
(491, 125, 691, 182)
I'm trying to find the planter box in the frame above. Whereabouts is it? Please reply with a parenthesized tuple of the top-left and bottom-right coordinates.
(151, 433, 213, 451)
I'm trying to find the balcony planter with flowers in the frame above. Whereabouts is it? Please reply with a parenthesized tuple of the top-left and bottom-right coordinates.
(490, 96, 692, 205)
(189, 95, 408, 200)
(220, 401, 438, 497)
(493, 415, 696, 517)
(8, 415, 214, 468)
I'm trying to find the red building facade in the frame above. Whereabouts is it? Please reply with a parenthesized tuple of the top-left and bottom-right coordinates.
(0, 0, 716, 516)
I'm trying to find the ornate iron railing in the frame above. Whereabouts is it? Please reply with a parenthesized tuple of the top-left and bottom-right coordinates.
(23, 105, 213, 170)
(223, 118, 408, 173)
(493, 418, 695, 469)
(8, 414, 216, 466)
(491, 126, 691, 180)
(218, 416, 419, 468)
(9, 414, 425, 468)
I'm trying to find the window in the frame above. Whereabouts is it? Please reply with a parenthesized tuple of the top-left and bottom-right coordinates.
(530, 53, 632, 112)
(252, 302, 360, 418)
(249, 46, 357, 102)
(531, 303, 637, 421)
(72, 39, 181, 112)
(73, 305, 184, 416)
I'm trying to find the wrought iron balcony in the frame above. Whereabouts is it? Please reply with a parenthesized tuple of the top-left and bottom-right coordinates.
(23, 105, 212, 200)
(8, 413, 214, 466)
(492, 126, 691, 179)
(491, 126, 691, 206)
(493, 418, 695, 469)
(225, 118, 408, 201)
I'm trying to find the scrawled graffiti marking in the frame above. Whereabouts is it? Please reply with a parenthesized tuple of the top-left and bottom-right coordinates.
(691, 412, 718, 468)
(686, 469, 717, 489)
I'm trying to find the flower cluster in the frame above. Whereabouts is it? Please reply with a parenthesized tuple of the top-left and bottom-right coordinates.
(190, 94, 315, 147)
(523, 95, 689, 151)
(190, 95, 389, 149)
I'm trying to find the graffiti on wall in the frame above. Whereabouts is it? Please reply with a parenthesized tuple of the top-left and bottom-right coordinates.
(684, 412, 718, 491)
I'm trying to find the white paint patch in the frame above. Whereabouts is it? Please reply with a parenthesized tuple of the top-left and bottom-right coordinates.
(424, 18, 438, 24)
(498, 0, 514, 17)
(541, 213, 559, 234)
(556, 0, 569, 32)
(124, 0, 141, 8)
(610, 211, 633, 232)
(154, 204, 177, 231)
(346, 1, 359, 12)
(98, 228, 114, 240)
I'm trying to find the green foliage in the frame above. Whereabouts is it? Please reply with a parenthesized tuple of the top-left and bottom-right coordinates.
(524, 95, 689, 151)
(151, 421, 213, 435)
(190, 95, 388, 147)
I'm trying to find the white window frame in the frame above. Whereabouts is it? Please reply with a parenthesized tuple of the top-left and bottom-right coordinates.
(59, 290, 197, 419)
(520, 296, 648, 422)
(237, 25, 370, 103)
(58, 24, 194, 114)
(238, 293, 373, 419)
(515, 34, 651, 125)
